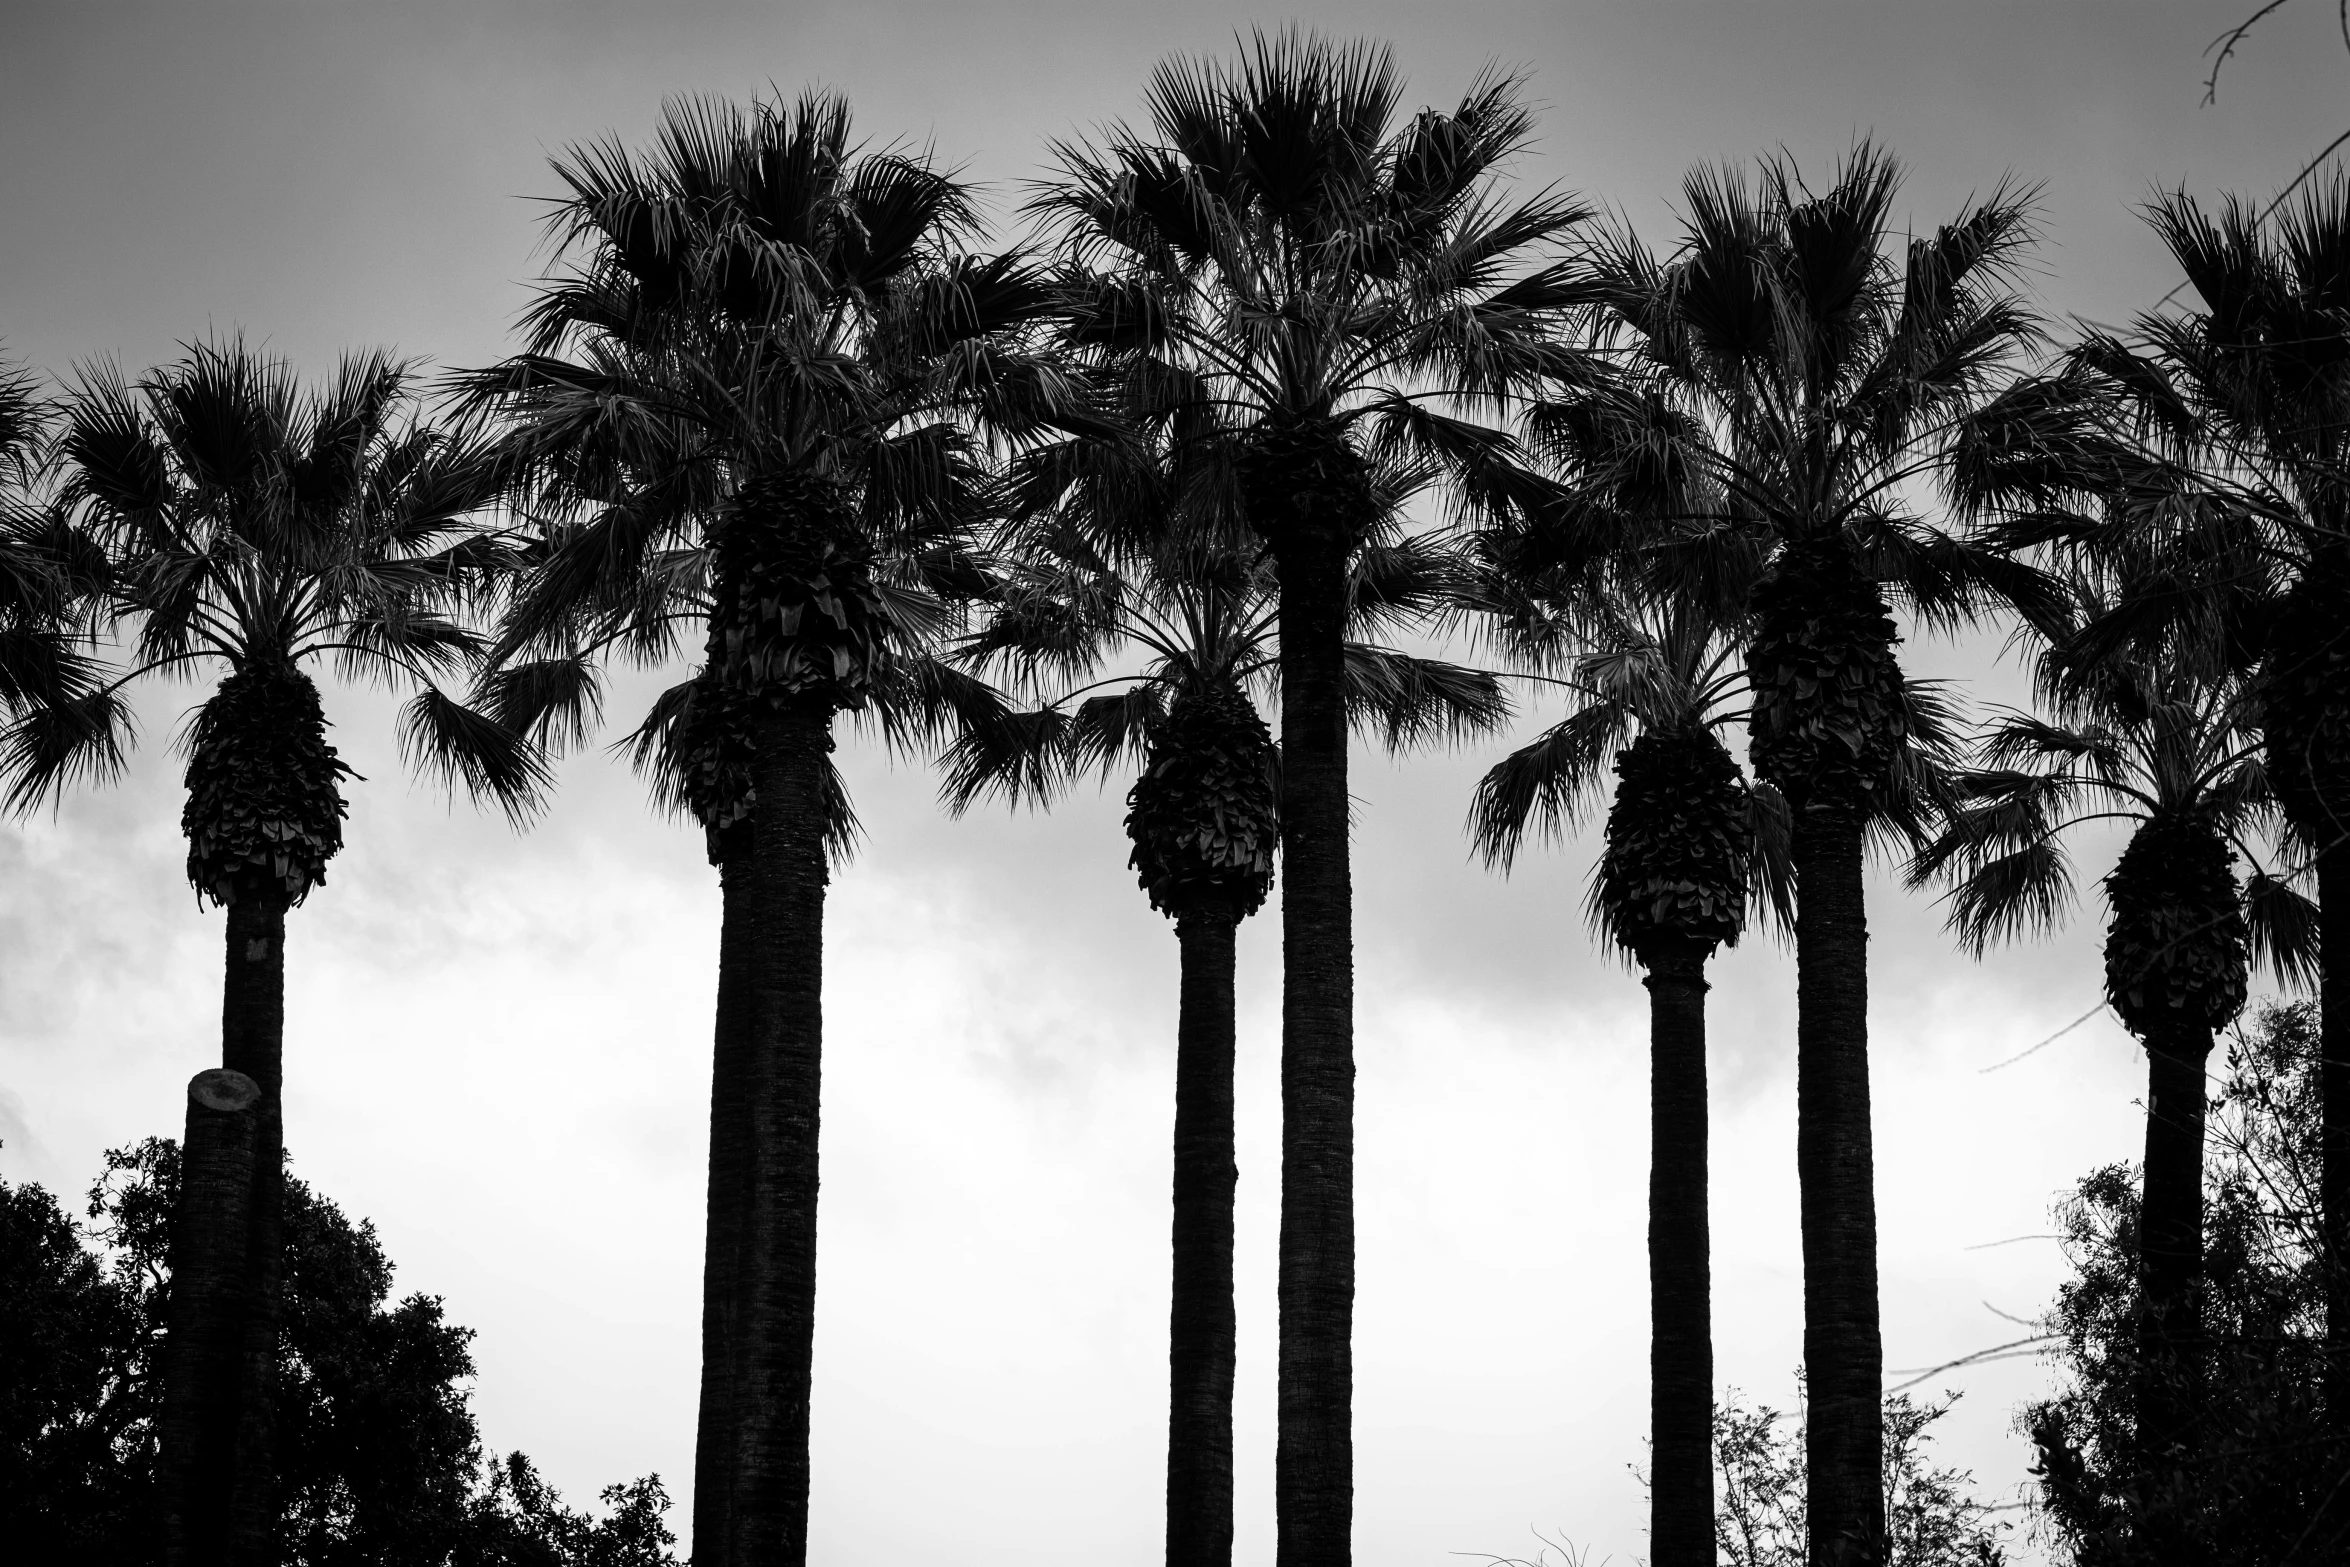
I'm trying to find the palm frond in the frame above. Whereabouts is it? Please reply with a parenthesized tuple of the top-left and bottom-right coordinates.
(398, 685, 550, 825)
(0, 687, 135, 815)
(1343, 644, 1509, 751)
(2244, 868, 2321, 991)
(1466, 703, 1626, 869)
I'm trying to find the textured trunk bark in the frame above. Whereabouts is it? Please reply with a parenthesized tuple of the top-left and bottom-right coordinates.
(2135, 1026, 2212, 1468)
(1168, 909, 1240, 1567)
(1644, 944, 1714, 1567)
(1272, 534, 1355, 1567)
(695, 696, 832, 1567)
(1792, 815, 1882, 1567)
(2321, 854, 2350, 1445)
(692, 849, 758, 1560)
(216, 894, 287, 1566)
(159, 1069, 262, 1567)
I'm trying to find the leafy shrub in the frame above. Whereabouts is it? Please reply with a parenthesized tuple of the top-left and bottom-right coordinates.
(0, 1139, 677, 1565)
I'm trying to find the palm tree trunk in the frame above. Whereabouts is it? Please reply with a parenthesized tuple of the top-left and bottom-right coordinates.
(1273, 534, 1355, 1567)
(159, 1068, 262, 1567)
(1169, 909, 1241, 1567)
(2136, 1026, 2211, 1470)
(1644, 943, 1714, 1567)
(218, 892, 288, 1566)
(1792, 814, 1882, 1567)
(692, 851, 758, 1561)
(694, 695, 832, 1567)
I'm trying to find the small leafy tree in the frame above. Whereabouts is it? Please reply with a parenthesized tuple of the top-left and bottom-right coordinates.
(2027, 1002, 2350, 1564)
(0, 1141, 677, 1566)
(1713, 1388, 2010, 1567)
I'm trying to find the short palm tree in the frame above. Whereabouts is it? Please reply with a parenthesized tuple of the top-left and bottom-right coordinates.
(1912, 617, 2314, 1514)
(1471, 623, 1772, 1567)
(1563, 144, 2053, 1565)
(1, 340, 535, 1561)
(946, 505, 1502, 1567)
(453, 91, 1079, 1567)
(1967, 172, 2350, 1440)
(1031, 37, 1592, 1553)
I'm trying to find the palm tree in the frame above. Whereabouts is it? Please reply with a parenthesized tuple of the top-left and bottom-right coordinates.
(1559, 144, 2054, 1565)
(452, 91, 1080, 1567)
(1466, 573, 1785, 1567)
(1970, 173, 2350, 1443)
(1031, 37, 1592, 1553)
(1912, 616, 2315, 1538)
(946, 512, 1503, 1567)
(1, 339, 536, 1562)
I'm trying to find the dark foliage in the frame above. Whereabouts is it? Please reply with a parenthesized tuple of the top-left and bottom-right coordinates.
(709, 471, 896, 714)
(1235, 416, 1378, 562)
(2101, 813, 2251, 1039)
(2261, 564, 2350, 845)
(0, 1170, 154, 1558)
(0, 1140, 676, 1566)
(1125, 679, 1279, 923)
(1597, 725, 1753, 962)
(1711, 1387, 2011, 1567)
(1747, 537, 1910, 824)
(180, 665, 355, 909)
(665, 667, 759, 866)
(2027, 1002, 2350, 1565)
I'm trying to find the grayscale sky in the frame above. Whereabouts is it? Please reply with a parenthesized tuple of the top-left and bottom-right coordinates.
(0, 3, 2340, 1562)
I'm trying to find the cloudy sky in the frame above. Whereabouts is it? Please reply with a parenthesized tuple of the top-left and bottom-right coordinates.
(1, 3, 2341, 1562)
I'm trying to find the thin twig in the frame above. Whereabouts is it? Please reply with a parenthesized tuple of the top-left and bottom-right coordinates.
(1886, 1335, 2058, 1394)
(1981, 1000, 2110, 1073)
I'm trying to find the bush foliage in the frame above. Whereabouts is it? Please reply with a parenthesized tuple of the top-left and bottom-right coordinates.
(0, 1139, 678, 1565)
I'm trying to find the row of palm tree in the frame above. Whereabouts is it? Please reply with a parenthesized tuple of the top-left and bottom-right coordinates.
(2, 30, 2345, 1567)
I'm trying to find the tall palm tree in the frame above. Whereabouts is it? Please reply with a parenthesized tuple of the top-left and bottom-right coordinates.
(1559, 145, 2054, 1566)
(946, 517, 1503, 1567)
(1, 340, 536, 1563)
(452, 91, 1081, 1567)
(1912, 617, 2315, 1541)
(1031, 37, 1592, 1554)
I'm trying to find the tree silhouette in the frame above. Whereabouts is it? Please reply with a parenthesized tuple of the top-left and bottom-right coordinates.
(2, 340, 535, 1562)
(1913, 605, 2314, 1534)
(1554, 143, 2054, 1566)
(451, 90, 1088, 1567)
(1030, 36, 1591, 1555)
(1467, 584, 1787, 1567)
(1956, 169, 2350, 1460)
(949, 491, 1501, 1565)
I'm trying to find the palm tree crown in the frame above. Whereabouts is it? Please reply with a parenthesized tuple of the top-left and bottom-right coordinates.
(3, 341, 536, 854)
(458, 90, 1092, 846)
(1913, 607, 2312, 1036)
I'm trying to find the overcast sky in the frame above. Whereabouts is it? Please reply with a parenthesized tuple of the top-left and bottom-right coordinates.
(1, 3, 2342, 1563)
